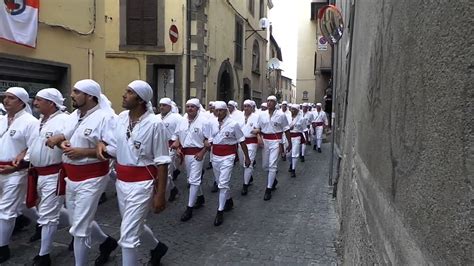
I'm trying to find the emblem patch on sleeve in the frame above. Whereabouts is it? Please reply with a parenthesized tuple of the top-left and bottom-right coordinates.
(84, 129, 92, 136)
(134, 141, 142, 149)
(9, 130, 16, 137)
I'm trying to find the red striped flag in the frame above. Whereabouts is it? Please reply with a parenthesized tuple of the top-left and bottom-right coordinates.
(0, 0, 39, 48)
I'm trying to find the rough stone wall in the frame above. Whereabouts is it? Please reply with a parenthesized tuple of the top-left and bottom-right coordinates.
(334, 0, 472, 264)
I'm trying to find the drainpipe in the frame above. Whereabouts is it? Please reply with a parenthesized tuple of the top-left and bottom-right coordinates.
(88, 49, 94, 79)
(185, 0, 192, 101)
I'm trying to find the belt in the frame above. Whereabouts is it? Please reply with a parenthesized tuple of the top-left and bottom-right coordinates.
(262, 132, 283, 140)
(212, 144, 237, 156)
(35, 163, 62, 176)
(26, 163, 62, 208)
(115, 163, 157, 182)
(290, 132, 301, 138)
(63, 161, 110, 182)
(244, 137, 258, 144)
(182, 147, 203, 155)
(0, 161, 13, 166)
(313, 122, 324, 127)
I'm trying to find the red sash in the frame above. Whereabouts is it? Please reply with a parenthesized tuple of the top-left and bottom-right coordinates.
(0, 161, 13, 166)
(62, 161, 110, 182)
(212, 144, 237, 156)
(26, 164, 62, 208)
(313, 122, 324, 127)
(290, 132, 306, 144)
(244, 137, 258, 144)
(262, 132, 283, 140)
(182, 147, 203, 155)
(115, 163, 157, 182)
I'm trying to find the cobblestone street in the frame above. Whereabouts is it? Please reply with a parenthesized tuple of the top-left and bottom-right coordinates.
(6, 142, 338, 265)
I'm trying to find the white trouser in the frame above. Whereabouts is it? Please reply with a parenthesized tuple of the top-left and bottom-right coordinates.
(167, 149, 177, 191)
(212, 154, 235, 190)
(290, 136, 301, 158)
(313, 126, 324, 147)
(37, 173, 64, 226)
(0, 171, 27, 220)
(238, 143, 257, 184)
(184, 155, 204, 186)
(65, 175, 109, 239)
(262, 139, 281, 172)
(116, 179, 153, 248)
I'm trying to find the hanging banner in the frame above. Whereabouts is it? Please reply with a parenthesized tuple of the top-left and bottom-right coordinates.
(0, 0, 39, 48)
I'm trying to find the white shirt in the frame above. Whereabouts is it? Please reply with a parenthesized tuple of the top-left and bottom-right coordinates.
(28, 111, 70, 167)
(240, 112, 259, 138)
(290, 113, 306, 133)
(256, 109, 290, 134)
(312, 111, 328, 125)
(229, 109, 245, 125)
(62, 105, 117, 165)
(173, 112, 213, 148)
(112, 111, 171, 166)
(281, 109, 292, 124)
(303, 111, 313, 131)
(211, 116, 245, 145)
(157, 112, 185, 141)
(0, 109, 39, 163)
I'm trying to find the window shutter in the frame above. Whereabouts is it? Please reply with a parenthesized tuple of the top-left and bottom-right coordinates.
(126, 0, 157, 46)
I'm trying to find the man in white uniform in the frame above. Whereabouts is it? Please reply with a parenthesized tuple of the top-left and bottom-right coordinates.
(288, 104, 306, 178)
(97, 80, 170, 266)
(210, 101, 250, 226)
(25, 88, 69, 265)
(311, 103, 328, 153)
(0, 87, 39, 263)
(238, 100, 260, 195)
(158, 97, 183, 201)
(46, 80, 118, 266)
(171, 99, 212, 222)
(301, 103, 313, 161)
(255, 96, 292, 201)
(228, 100, 244, 125)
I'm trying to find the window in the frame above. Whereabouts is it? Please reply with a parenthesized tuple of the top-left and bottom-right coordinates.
(126, 0, 158, 46)
(252, 41, 260, 73)
(248, 0, 255, 16)
(234, 19, 244, 66)
(259, 0, 265, 19)
(302, 91, 308, 100)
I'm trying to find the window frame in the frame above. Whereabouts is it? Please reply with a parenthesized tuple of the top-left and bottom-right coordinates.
(234, 18, 244, 68)
(252, 40, 260, 74)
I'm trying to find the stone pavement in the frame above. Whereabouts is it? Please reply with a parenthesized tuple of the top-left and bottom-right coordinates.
(5, 142, 338, 265)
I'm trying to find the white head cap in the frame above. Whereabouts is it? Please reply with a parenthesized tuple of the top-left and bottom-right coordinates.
(36, 88, 65, 110)
(228, 100, 238, 107)
(316, 103, 322, 107)
(250, 100, 256, 107)
(171, 101, 178, 113)
(243, 99, 252, 106)
(261, 102, 267, 108)
(302, 102, 309, 107)
(6, 87, 32, 113)
(282, 101, 288, 105)
(159, 97, 172, 106)
(214, 101, 227, 110)
(186, 98, 200, 107)
(267, 95, 277, 102)
(290, 104, 299, 110)
(127, 80, 154, 113)
(208, 101, 215, 107)
(74, 79, 114, 113)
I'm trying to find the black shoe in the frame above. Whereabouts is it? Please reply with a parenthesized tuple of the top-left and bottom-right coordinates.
(206, 162, 213, 169)
(291, 170, 296, 178)
(313, 145, 317, 150)
(180, 206, 193, 222)
(300, 156, 305, 162)
(318, 148, 322, 153)
(288, 164, 293, 172)
(32, 254, 51, 266)
(241, 184, 249, 196)
(249, 176, 254, 184)
(68, 236, 74, 251)
(0, 245, 10, 264)
(172, 169, 181, 180)
(223, 198, 234, 212)
(168, 187, 179, 202)
(13, 214, 31, 234)
(29, 223, 42, 242)
(98, 192, 107, 205)
(271, 179, 278, 191)
(94, 236, 118, 266)
(263, 188, 272, 201)
(214, 211, 224, 226)
(211, 181, 219, 193)
(149, 242, 168, 266)
(194, 195, 205, 209)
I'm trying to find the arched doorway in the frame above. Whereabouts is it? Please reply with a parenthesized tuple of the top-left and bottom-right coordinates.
(217, 60, 234, 102)
(243, 83, 251, 102)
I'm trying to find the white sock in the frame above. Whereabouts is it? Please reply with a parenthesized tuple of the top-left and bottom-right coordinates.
(218, 189, 227, 211)
(142, 224, 159, 246)
(292, 158, 297, 170)
(122, 247, 138, 266)
(243, 167, 252, 185)
(188, 185, 199, 207)
(267, 171, 277, 189)
(317, 139, 322, 148)
(91, 221, 108, 244)
(0, 219, 15, 246)
(39, 224, 57, 256)
(301, 144, 306, 155)
(74, 236, 89, 266)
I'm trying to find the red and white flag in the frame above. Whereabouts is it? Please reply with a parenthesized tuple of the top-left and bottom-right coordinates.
(0, 0, 39, 48)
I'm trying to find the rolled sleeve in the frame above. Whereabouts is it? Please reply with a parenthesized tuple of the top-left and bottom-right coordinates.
(153, 122, 172, 165)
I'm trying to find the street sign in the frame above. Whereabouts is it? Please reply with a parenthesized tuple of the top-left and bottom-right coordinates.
(169, 25, 179, 43)
(318, 36, 328, 50)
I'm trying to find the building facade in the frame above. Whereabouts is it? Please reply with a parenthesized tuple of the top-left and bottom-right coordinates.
(280, 75, 293, 102)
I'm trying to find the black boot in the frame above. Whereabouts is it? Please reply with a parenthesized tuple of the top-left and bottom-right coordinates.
(68, 236, 74, 251)
(223, 198, 234, 212)
(13, 214, 31, 234)
(300, 156, 305, 162)
(214, 211, 224, 226)
(149, 242, 168, 266)
(318, 147, 322, 153)
(194, 195, 205, 209)
(271, 179, 278, 191)
(263, 188, 272, 201)
(180, 206, 193, 222)
(288, 164, 293, 172)
(211, 181, 219, 193)
(241, 184, 249, 195)
(29, 223, 42, 242)
(172, 169, 181, 180)
(313, 145, 317, 150)
(168, 187, 179, 202)
(32, 254, 51, 266)
(291, 169, 296, 178)
(0, 245, 10, 264)
(94, 236, 118, 266)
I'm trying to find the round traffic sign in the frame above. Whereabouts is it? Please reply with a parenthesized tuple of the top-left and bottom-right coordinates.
(169, 25, 179, 43)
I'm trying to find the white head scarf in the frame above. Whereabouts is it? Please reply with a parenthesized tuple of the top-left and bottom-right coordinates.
(159, 97, 172, 106)
(214, 101, 227, 110)
(73, 79, 113, 114)
(228, 100, 238, 108)
(36, 88, 65, 110)
(267, 95, 277, 102)
(186, 98, 200, 108)
(127, 80, 154, 114)
(243, 99, 252, 106)
(6, 87, 32, 114)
